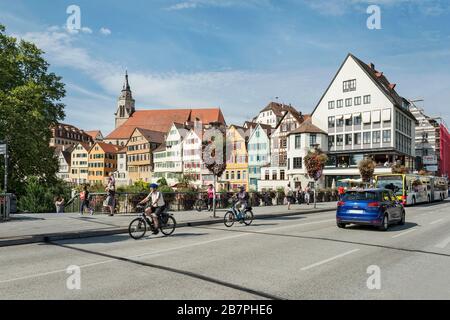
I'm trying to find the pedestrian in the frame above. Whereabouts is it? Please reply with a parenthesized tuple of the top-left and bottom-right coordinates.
(55, 196, 65, 214)
(305, 186, 311, 205)
(338, 185, 345, 200)
(286, 184, 294, 210)
(80, 185, 94, 216)
(105, 172, 116, 216)
(296, 185, 303, 205)
(207, 184, 215, 211)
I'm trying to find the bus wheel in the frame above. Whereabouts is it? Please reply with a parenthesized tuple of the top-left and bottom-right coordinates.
(412, 197, 416, 205)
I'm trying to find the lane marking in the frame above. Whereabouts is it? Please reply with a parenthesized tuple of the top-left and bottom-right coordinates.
(430, 219, 445, 225)
(300, 249, 360, 271)
(391, 228, 418, 238)
(435, 237, 450, 249)
(0, 218, 336, 284)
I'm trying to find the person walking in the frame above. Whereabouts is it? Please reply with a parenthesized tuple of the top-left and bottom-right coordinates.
(55, 196, 65, 214)
(286, 184, 294, 210)
(305, 186, 311, 205)
(296, 185, 303, 205)
(105, 172, 116, 216)
(207, 184, 215, 211)
(338, 185, 345, 200)
(80, 185, 94, 216)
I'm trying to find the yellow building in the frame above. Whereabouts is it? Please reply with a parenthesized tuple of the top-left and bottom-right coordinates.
(69, 143, 91, 185)
(224, 125, 249, 191)
(88, 142, 119, 185)
(126, 128, 165, 184)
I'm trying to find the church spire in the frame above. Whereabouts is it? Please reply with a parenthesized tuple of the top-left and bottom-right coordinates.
(123, 70, 131, 91)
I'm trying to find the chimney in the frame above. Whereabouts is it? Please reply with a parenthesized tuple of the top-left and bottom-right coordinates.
(389, 83, 397, 90)
(370, 63, 375, 70)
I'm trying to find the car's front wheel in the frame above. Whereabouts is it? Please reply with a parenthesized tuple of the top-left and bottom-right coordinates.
(398, 210, 406, 226)
(379, 214, 389, 231)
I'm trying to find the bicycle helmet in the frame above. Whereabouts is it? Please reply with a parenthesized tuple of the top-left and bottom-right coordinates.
(150, 183, 158, 189)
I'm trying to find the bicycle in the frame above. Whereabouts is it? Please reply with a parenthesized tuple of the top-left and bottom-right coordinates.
(128, 205, 177, 240)
(195, 195, 217, 212)
(223, 200, 254, 227)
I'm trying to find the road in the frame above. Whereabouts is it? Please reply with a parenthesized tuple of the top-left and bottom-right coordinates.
(1, 200, 450, 300)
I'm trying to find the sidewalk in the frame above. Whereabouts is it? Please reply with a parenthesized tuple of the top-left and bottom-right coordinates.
(0, 202, 336, 247)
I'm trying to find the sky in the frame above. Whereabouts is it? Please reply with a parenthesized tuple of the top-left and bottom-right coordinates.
(1, 0, 450, 136)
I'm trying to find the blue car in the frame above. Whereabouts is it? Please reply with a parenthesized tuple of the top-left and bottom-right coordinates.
(336, 189, 405, 231)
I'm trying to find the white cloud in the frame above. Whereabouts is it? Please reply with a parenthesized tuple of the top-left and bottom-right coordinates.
(99, 27, 112, 36)
(81, 27, 93, 34)
(165, 0, 272, 11)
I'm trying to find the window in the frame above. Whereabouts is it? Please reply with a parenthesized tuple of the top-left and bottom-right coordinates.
(328, 136, 335, 149)
(383, 130, 391, 143)
(363, 95, 371, 104)
(280, 170, 285, 181)
(336, 135, 343, 146)
(363, 132, 371, 144)
(231, 171, 235, 179)
(354, 133, 361, 145)
(345, 117, 352, 127)
(345, 98, 353, 107)
(345, 134, 352, 145)
(337, 117, 344, 127)
(237, 171, 241, 180)
(265, 170, 270, 180)
(373, 131, 381, 143)
(343, 79, 356, 92)
(328, 116, 335, 128)
(309, 134, 317, 147)
(354, 96, 361, 105)
(272, 171, 277, 180)
(337, 99, 343, 108)
(293, 157, 303, 169)
(295, 135, 302, 149)
(328, 101, 335, 109)
(280, 138, 287, 148)
(354, 114, 362, 126)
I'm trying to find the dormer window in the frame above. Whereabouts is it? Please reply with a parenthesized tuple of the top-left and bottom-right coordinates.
(343, 79, 356, 92)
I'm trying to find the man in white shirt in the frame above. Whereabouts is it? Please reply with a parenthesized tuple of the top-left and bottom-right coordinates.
(139, 183, 165, 234)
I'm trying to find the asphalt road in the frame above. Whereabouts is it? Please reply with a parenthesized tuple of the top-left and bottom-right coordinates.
(1, 200, 450, 300)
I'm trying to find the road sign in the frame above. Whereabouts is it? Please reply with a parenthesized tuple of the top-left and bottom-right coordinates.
(423, 155, 437, 165)
(0, 144, 6, 155)
(426, 165, 438, 172)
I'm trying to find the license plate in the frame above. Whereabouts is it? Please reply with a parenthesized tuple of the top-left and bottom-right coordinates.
(348, 209, 364, 214)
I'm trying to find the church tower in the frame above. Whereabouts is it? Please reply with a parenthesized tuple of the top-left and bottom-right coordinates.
(115, 71, 135, 129)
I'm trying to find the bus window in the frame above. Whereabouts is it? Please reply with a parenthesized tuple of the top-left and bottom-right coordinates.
(376, 176, 403, 196)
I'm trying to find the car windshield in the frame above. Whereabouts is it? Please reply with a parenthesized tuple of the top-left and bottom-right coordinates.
(342, 191, 380, 201)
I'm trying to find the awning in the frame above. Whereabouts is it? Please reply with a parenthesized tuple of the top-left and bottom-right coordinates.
(353, 113, 361, 118)
(344, 114, 352, 120)
(372, 110, 381, 122)
(382, 108, 392, 121)
(362, 112, 371, 123)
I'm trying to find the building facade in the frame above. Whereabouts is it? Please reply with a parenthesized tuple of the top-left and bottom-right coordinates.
(223, 125, 249, 191)
(50, 123, 93, 153)
(311, 53, 417, 187)
(69, 143, 91, 185)
(247, 123, 271, 191)
(115, 147, 130, 186)
(88, 142, 119, 185)
(56, 147, 73, 182)
(126, 128, 164, 184)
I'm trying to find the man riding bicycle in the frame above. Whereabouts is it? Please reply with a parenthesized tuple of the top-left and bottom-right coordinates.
(235, 186, 249, 221)
(138, 183, 165, 235)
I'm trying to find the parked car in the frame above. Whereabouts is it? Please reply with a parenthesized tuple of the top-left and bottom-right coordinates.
(336, 189, 405, 231)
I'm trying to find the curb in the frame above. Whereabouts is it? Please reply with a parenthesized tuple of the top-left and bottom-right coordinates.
(0, 207, 335, 247)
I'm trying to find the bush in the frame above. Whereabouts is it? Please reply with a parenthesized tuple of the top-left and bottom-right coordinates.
(18, 177, 71, 213)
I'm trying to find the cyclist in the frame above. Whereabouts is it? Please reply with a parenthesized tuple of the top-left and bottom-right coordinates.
(235, 185, 249, 221)
(138, 183, 165, 235)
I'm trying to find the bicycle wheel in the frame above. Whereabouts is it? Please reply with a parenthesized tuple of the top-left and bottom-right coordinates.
(243, 210, 254, 226)
(129, 218, 147, 240)
(160, 216, 177, 236)
(224, 211, 235, 228)
(195, 200, 204, 212)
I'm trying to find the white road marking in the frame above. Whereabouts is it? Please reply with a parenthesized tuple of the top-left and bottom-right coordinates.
(0, 218, 336, 284)
(300, 249, 360, 271)
(430, 219, 445, 225)
(391, 228, 418, 238)
(435, 237, 450, 249)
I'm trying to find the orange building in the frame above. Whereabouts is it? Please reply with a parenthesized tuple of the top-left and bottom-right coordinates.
(88, 142, 120, 185)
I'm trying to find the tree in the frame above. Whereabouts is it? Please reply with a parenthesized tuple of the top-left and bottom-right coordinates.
(304, 148, 328, 208)
(358, 158, 376, 185)
(0, 24, 66, 196)
(392, 163, 409, 174)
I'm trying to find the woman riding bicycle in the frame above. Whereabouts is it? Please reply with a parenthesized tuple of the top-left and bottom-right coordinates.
(138, 183, 165, 235)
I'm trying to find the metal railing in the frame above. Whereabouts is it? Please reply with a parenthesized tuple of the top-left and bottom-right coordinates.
(0, 194, 11, 222)
(63, 191, 330, 214)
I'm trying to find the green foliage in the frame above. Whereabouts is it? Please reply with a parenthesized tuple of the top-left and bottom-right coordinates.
(358, 158, 376, 182)
(0, 24, 66, 196)
(157, 177, 168, 186)
(18, 176, 71, 213)
(392, 163, 409, 174)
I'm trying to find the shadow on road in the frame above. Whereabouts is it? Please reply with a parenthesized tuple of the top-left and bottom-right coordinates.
(8, 215, 45, 222)
(345, 222, 419, 233)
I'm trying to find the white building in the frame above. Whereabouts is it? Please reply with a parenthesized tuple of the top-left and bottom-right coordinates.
(56, 147, 72, 182)
(246, 123, 272, 191)
(253, 102, 298, 128)
(311, 53, 417, 187)
(153, 123, 190, 186)
(286, 120, 328, 189)
(115, 147, 130, 186)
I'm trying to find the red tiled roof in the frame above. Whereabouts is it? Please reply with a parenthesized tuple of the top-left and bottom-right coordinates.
(106, 108, 225, 140)
(134, 128, 166, 144)
(288, 119, 326, 135)
(85, 130, 102, 140)
(95, 142, 120, 154)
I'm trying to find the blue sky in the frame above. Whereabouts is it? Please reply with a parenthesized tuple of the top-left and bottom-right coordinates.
(1, 0, 450, 135)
